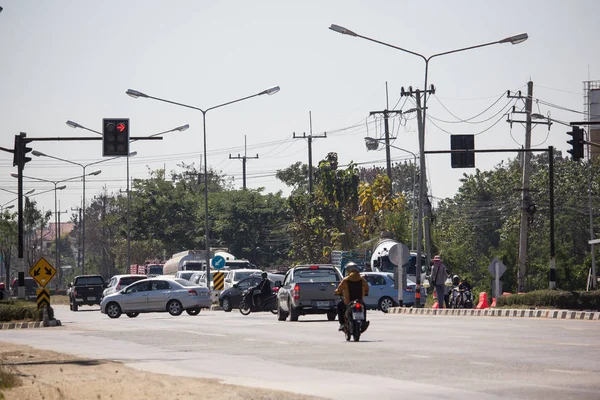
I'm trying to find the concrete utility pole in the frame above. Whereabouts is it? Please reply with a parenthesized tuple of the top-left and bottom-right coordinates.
(293, 111, 327, 195)
(229, 135, 259, 190)
(71, 205, 82, 275)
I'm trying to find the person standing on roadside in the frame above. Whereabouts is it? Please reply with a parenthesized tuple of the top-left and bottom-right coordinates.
(430, 255, 448, 308)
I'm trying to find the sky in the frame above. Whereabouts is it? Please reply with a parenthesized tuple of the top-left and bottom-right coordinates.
(1, 0, 599, 218)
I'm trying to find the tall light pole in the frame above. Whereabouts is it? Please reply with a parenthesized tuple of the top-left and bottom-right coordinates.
(30, 151, 105, 275)
(11, 173, 71, 284)
(330, 24, 527, 305)
(126, 86, 280, 288)
(365, 137, 417, 250)
(66, 121, 188, 270)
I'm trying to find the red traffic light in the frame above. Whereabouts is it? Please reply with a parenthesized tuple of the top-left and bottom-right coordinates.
(117, 122, 126, 132)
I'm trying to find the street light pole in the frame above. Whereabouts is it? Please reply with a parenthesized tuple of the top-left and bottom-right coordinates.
(66, 121, 188, 271)
(126, 86, 280, 288)
(330, 24, 528, 305)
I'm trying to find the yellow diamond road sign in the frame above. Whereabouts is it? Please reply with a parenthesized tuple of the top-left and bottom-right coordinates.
(29, 257, 56, 287)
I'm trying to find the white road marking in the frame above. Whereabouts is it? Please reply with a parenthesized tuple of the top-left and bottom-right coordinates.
(407, 354, 430, 359)
(470, 362, 496, 366)
(177, 330, 228, 337)
(546, 369, 581, 375)
(555, 342, 593, 347)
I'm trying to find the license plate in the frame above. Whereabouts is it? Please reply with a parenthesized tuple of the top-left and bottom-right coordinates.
(87, 296, 96, 301)
(317, 301, 330, 307)
(352, 311, 364, 320)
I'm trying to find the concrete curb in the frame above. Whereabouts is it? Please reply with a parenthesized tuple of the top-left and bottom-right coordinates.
(387, 307, 600, 320)
(0, 319, 62, 330)
(210, 305, 223, 311)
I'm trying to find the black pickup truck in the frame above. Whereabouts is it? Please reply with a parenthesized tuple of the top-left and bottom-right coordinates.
(68, 275, 105, 311)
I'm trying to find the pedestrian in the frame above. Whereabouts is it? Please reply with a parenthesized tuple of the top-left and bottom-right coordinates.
(430, 255, 448, 308)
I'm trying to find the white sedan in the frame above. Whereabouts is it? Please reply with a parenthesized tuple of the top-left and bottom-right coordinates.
(100, 277, 211, 319)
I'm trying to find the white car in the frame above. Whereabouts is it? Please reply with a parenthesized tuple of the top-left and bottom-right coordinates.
(223, 269, 263, 290)
(100, 277, 211, 319)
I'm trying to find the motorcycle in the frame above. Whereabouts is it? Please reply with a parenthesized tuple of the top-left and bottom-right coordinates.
(342, 300, 368, 342)
(239, 289, 278, 315)
(450, 287, 474, 309)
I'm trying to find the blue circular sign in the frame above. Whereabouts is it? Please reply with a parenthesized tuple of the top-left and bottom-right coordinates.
(211, 255, 226, 270)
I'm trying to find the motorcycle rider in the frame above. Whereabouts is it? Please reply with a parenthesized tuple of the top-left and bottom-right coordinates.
(334, 262, 369, 331)
(451, 275, 473, 308)
(251, 272, 272, 308)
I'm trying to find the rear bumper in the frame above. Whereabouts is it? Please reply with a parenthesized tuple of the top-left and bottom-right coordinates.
(293, 299, 337, 314)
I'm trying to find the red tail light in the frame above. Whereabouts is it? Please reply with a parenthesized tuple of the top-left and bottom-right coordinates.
(354, 303, 361, 310)
(309, 265, 319, 270)
(273, 287, 279, 293)
(188, 289, 198, 296)
(73, 290, 78, 297)
(292, 284, 300, 301)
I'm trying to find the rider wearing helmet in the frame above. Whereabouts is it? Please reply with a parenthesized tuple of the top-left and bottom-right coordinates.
(452, 275, 460, 286)
(252, 271, 272, 307)
(334, 262, 369, 331)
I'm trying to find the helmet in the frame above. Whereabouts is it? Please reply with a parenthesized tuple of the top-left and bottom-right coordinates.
(345, 262, 359, 275)
(261, 272, 268, 279)
(452, 275, 460, 286)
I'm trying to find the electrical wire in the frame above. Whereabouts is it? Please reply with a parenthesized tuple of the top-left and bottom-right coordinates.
(429, 92, 511, 124)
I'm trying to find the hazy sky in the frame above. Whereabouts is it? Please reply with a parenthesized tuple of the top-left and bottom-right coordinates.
(1, 0, 599, 218)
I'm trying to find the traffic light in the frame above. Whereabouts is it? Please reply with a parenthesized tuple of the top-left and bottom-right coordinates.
(567, 126, 584, 161)
(13, 132, 33, 170)
(102, 118, 129, 156)
(450, 134, 475, 168)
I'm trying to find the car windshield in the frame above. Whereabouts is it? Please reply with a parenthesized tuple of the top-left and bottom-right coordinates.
(234, 271, 260, 281)
(148, 266, 163, 275)
(386, 273, 415, 286)
(120, 277, 145, 286)
(178, 272, 195, 280)
(295, 269, 339, 283)
(76, 276, 104, 286)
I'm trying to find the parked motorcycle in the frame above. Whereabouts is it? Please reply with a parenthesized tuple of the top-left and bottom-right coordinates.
(342, 300, 368, 342)
(239, 289, 278, 315)
(450, 287, 474, 309)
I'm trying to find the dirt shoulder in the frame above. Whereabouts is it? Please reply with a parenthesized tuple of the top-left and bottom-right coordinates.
(0, 341, 325, 400)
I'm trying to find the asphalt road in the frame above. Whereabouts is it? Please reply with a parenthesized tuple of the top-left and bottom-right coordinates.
(1, 305, 599, 399)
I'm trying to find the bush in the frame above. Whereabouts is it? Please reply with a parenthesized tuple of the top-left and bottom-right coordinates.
(0, 300, 40, 322)
(497, 290, 600, 310)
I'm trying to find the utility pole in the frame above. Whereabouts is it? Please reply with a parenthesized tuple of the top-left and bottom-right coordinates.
(71, 205, 82, 275)
(293, 111, 327, 195)
(229, 135, 259, 190)
(507, 81, 551, 291)
(369, 83, 401, 193)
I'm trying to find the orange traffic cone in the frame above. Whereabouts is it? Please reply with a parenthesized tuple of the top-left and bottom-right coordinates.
(432, 289, 439, 308)
(475, 292, 489, 309)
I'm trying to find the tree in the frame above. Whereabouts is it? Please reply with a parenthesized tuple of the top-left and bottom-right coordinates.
(276, 162, 309, 195)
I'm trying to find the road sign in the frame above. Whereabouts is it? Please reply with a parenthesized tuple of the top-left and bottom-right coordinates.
(29, 257, 56, 287)
(213, 271, 225, 291)
(36, 288, 50, 310)
(488, 257, 506, 279)
(388, 242, 410, 266)
(211, 255, 226, 270)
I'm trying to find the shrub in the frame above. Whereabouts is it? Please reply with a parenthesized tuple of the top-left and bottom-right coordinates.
(0, 365, 22, 390)
(497, 290, 600, 310)
(0, 300, 40, 322)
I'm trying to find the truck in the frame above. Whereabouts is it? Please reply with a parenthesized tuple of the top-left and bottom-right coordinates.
(130, 263, 164, 277)
(163, 250, 212, 276)
(276, 264, 342, 322)
(68, 275, 106, 311)
(369, 237, 427, 284)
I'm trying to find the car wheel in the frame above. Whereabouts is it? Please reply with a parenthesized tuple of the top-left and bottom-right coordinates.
(289, 302, 299, 322)
(167, 300, 183, 316)
(126, 312, 139, 318)
(186, 307, 201, 316)
(327, 311, 336, 321)
(277, 302, 288, 321)
(378, 296, 396, 313)
(221, 297, 232, 312)
(106, 302, 122, 319)
(72, 299, 78, 312)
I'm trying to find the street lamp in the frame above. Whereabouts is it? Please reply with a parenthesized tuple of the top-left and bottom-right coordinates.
(365, 137, 417, 250)
(66, 120, 188, 270)
(126, 85, 280, 288)
(331, 24, 527, 305)
(11, 173, 72, 284)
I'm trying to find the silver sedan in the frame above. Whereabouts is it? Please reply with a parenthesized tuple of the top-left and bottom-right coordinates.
(100, 277, 212, 319)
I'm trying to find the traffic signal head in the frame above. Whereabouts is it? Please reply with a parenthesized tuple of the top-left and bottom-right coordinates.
(566, 126, 584, 161)
(450, 134, 475, 168)
(102, 118, 130, 156)
(13, 132, 33, 169)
